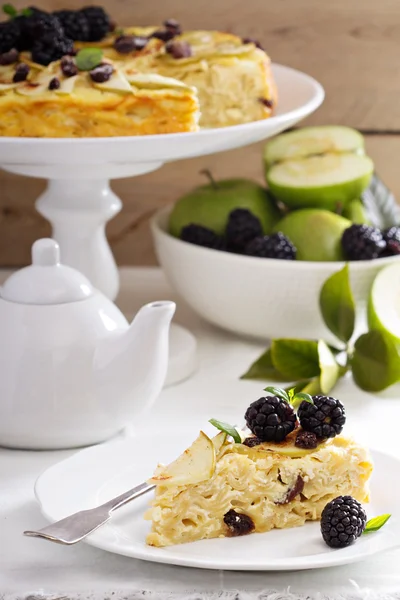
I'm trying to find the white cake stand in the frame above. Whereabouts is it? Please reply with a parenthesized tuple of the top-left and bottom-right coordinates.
(0, 64, 323, 300)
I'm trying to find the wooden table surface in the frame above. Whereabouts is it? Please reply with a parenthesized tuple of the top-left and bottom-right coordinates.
(0, 0, 398, 267)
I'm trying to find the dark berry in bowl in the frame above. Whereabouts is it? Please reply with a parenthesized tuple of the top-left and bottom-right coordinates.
(321, 496, 367, 548)
(180, 224, 224, 250)
(298, 395, 345, 439)
(245, 232, 296, 260)
(342, 224, 386, 260)
(226, 208, 262, 253)
(245, 396, 297, 443)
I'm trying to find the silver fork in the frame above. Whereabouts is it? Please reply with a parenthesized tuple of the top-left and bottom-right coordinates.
(24, 481, 155, 545)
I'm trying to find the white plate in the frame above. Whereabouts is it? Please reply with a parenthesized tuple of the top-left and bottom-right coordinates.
(34, 429, 400, 571)
(0, 64, 324, 173)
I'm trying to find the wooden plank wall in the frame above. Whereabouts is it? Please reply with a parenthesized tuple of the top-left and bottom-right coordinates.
(0, 0, 399, 266)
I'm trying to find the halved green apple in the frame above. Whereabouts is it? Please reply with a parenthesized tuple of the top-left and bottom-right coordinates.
(368, 263, 400, 348)
(342, 198, 371, 225)
(274, 209, 351, 261)
(148, 431, 216, 487)
(267, 153, 374, 211)
(264, 125, 365, 169)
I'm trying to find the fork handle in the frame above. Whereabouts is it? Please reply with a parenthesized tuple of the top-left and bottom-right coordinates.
(102, 481, 155, 512)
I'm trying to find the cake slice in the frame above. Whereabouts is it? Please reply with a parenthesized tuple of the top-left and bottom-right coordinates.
(145, 428, 372, 547)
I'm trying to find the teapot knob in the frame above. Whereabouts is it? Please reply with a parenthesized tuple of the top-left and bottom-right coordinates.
(32, 238, 61, 267)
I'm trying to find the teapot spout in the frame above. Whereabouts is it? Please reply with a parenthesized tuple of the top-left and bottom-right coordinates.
(94, 301, 176, 420)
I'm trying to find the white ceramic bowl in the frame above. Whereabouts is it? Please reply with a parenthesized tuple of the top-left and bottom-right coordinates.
(151, 206, 399, 342)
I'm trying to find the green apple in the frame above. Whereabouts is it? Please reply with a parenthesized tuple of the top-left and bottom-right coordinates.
(266, 153, 374, 212)
(368, 263, 400, 348)
(169, 177, 281, 237)
(274, 209, 351, 261)
(342, 199, 371, 225)
(264, 125, 365, 169)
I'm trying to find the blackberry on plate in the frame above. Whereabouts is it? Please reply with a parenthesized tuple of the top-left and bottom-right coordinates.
(245, 232, 296, 260)
(31, 33, 74, 66)
(342, 224, 386, 261)
(226, 208, 262, 253)
(53, 10, 90, 42)
(0, 20, 20, 54)
(298, 395, 345, 439)
(245, 396, 297, 443)
(321, 496, 367, 548)
(180, 224, 224, 250)
(81, 6, 111, 42)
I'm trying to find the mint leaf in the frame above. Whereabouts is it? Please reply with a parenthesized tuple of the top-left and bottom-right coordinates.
(318, 340, 340, 394)
(2, 3, 17, 17)
(209, 419, 241, 443)
(20, 7, 32, 16)
(352, 330, 400, 392)
(319, 264, 355, 343)
(291, 392, 313, 410)
(363, 513, 391, 533)
(271, 339, 320, 380)
(241, 347, 292, 382)
(76, 48, 103, 71)
(264, 386, 289, 402)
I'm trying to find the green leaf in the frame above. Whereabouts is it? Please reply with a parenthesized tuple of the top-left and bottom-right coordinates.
(318, 340, 341, 394)
(271, 339, 320, 380)
(2, 3, 17, 17)
(209, 419, 241, 443)
(240, 347, 292, 382)
(352, 330, 400, 392)
(264, 386, 289, 402)
(291, 392, 313, 410)
(75, 48, 103, 71)
(363, 513, 391, 533)
(319, 264, 355, 343)
(20, 7, 32, 16)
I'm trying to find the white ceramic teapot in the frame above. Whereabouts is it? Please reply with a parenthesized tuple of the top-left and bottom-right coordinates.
(0, 239, 175, 449)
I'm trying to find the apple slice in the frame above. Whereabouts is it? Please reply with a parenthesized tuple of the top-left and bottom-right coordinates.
(368, 263, 400, 348)
(264, 126, 365, 170)
(125, 72, 192, 91)
(148, 431, 216, 487)
(92, 68, 132, 94)
(250, 431, 331, 458)
(212, 431, 227, 457)
(267, 153, 374, 211)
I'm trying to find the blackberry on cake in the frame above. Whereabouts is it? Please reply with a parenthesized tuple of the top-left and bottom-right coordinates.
(81, 6, 111, 41)
(298, 395, 346, 439)
(53, 10, 90, 42)
(245, 396, 297, 442)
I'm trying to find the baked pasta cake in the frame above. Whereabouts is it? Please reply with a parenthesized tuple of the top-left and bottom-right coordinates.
(0, 7, 276, 137)
(145, 390, 373, 547)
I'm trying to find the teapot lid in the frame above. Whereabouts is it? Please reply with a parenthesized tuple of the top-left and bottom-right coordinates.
(1, 238, 94, 305)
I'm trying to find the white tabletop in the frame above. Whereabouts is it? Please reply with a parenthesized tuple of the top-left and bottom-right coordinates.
(1, 267, 400, 600)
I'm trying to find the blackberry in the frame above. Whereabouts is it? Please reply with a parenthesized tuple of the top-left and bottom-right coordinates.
(13, 7, 48, 51)
(226, 208, 262, 253)
(321, 496, 367, 548)
(223, 509, 255, 536)
(81, 6, 111, 42)
(53, 10, 90, 42)
(298, 395, 345, 439)
(342, 224, 386, 261)
(295, 430, 318, 449)
(180, 224, 224, 250)
(245, 396, 297, 443)
(31, 33, 74, 66)
(0, 20, 19, 54)
(245, 233, 296, 260)
(27, 12, 64, 39)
